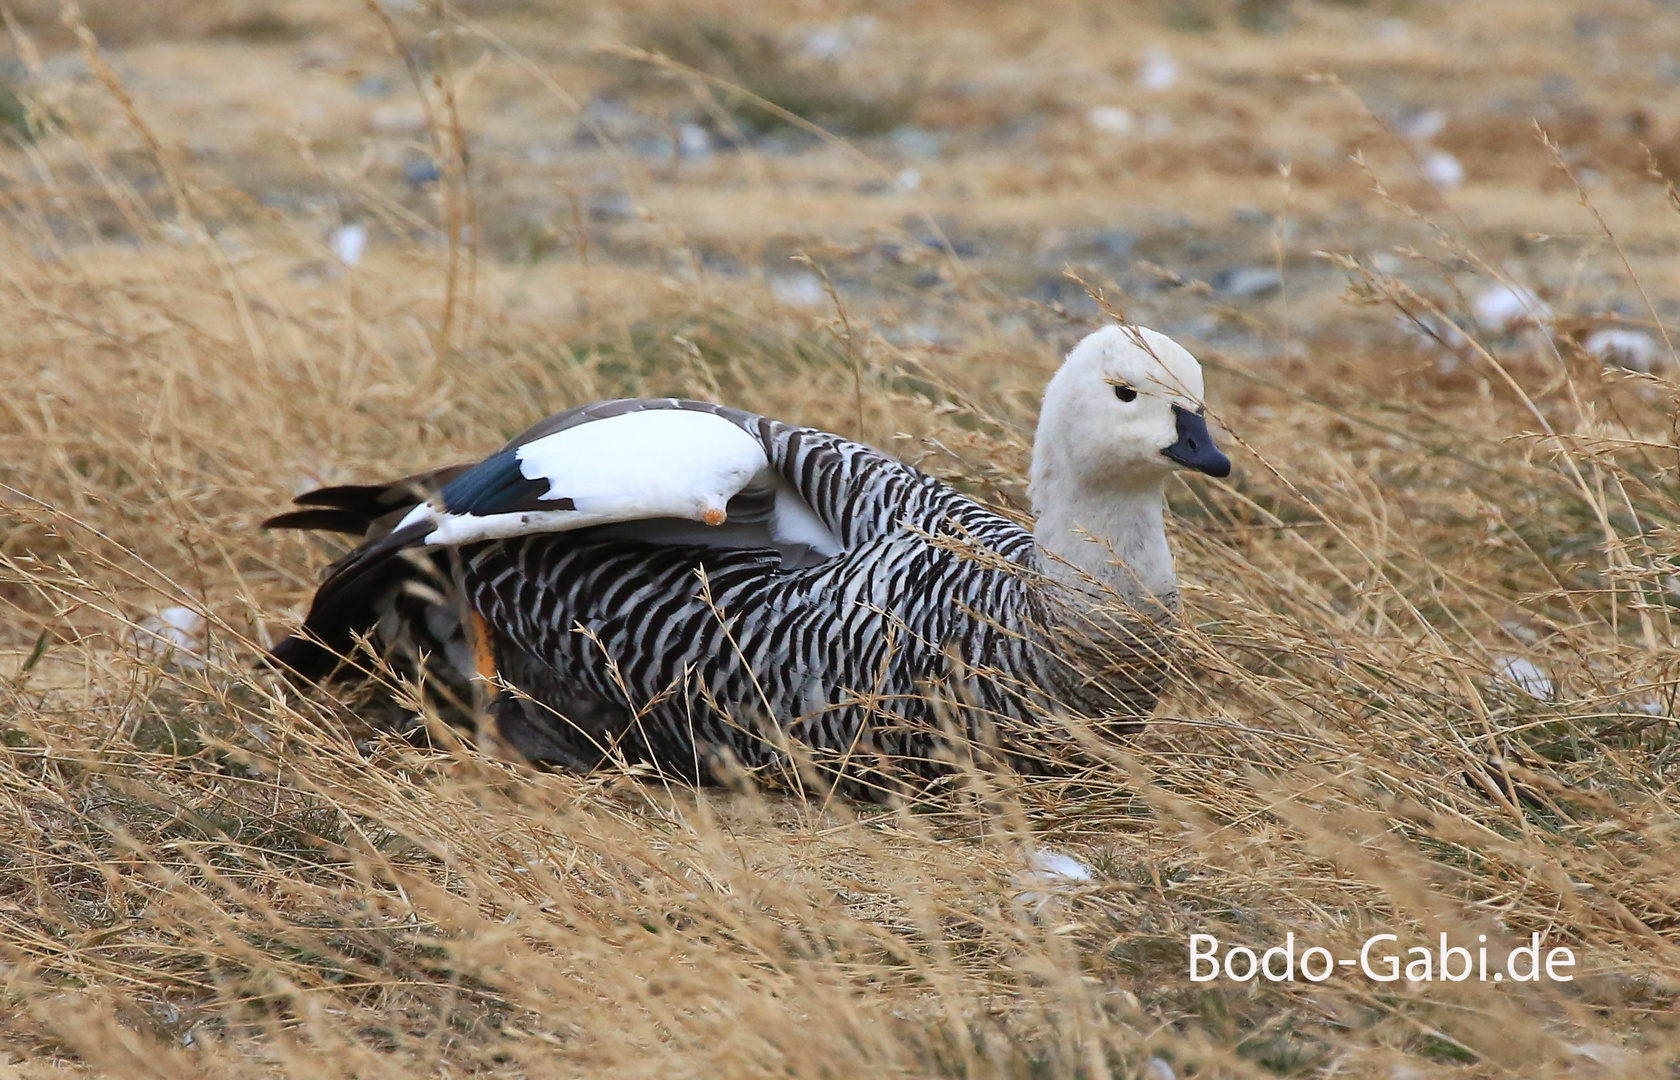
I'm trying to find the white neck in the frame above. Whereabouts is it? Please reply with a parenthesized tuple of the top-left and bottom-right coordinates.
(1030, 474, 1178, 615)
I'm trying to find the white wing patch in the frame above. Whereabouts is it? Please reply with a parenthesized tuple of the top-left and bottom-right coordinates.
(399, 410, 773, 546)
(516, 409, 767, 518)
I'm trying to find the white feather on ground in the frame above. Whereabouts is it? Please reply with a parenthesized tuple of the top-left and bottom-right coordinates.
(1014, 848, 1097, 915)
(134, 606, 209, 669)
(1585, 328, 1663, 373)
(1473, 282, 1552, 333)
(1493, 655, 1554, 699)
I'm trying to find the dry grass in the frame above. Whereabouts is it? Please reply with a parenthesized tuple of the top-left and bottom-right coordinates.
(3, 0, 1680, 1075)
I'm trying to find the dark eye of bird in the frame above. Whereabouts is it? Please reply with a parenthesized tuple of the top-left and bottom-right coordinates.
(1113, 384, 1137, 403)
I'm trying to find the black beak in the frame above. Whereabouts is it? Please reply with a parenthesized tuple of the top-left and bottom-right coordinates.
(1162, 405, 1231, 478)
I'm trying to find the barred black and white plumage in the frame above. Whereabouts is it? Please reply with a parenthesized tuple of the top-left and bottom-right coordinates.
(266, 326, 1230, 797)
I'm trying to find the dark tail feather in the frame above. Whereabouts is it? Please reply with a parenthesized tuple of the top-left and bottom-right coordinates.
(265, 632, 345, 682)
(264, 467, 470, 683)
(291, 481, 412, 510)
(265, 520, 437, 681)
(263, 508, 374, 534)
(265, 466, 473, 536)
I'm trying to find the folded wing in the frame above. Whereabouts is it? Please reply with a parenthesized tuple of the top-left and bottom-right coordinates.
(265, 399, 849, 678)
(402, 407, 779, 543)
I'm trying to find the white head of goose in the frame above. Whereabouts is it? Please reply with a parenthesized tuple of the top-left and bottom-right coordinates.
(1031, 324, 1227, 606)
(265, 324, 1229, 797)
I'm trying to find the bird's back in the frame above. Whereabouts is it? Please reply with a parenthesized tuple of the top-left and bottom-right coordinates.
(464, 419, 1060, 792)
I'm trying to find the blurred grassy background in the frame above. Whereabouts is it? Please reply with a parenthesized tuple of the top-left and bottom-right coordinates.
(2, 1, 1679, 1076)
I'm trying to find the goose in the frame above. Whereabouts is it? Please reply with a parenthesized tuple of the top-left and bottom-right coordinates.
(264, 325, 1229, 795)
